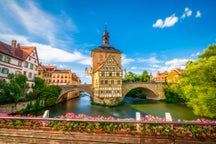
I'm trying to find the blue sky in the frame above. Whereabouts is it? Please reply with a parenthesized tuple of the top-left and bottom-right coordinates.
(0, 0, 216, 83)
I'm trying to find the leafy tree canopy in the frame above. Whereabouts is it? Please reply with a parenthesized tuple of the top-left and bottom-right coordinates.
(180, 44, 216, 118)
(123, 70, 150, 82)
(0, 73, 28, 104)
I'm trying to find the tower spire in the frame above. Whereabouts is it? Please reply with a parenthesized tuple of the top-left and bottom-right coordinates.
(102, 24, 109, 45)
(104, 23, 107, 32)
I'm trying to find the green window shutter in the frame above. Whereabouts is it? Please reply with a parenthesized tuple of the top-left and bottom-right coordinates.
(2, 55, 5, 61)
(1, 67, 3, 73)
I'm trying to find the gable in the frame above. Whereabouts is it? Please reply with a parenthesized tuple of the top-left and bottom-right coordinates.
(97, 55, 121, 72)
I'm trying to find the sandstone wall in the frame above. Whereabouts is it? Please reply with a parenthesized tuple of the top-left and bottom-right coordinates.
(0, 128, 214, 144)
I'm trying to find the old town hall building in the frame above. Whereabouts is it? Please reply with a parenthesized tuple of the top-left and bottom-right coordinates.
(90, 28, 123, 105)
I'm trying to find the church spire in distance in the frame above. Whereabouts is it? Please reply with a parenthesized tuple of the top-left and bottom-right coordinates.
(102, 24, 110, 45)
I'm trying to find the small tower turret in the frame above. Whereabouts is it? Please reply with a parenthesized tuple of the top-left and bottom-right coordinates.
(102, 25, 110, 45)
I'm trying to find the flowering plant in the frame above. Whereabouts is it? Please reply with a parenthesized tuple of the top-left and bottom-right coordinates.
(0, 113, 215, 139)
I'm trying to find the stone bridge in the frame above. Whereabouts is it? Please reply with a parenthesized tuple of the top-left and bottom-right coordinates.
(59, 84, 93, 100)
(59, 82, 165, 101)
(122, 82, 165, 100)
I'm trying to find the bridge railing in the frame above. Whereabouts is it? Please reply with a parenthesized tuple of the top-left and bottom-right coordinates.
(122, 81, 166, 84)
(0, 116, 215, 125)
(0, 116, 215, 139)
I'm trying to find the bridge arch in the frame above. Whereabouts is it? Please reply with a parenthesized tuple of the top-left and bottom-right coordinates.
(122, 82, 165, 100)
(58, 84, 93, 101)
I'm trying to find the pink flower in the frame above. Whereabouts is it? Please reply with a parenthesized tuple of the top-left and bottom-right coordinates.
(158, 126, 163, 129)
(0, 113, 9, 117)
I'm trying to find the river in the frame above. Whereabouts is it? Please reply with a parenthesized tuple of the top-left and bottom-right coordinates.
(29, 93, 198, 120)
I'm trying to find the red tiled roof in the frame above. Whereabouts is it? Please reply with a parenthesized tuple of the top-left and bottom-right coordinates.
(54, 70, 71, 73)
(38, 65, 57, 72)
(0, 41, 24, 60)
(20, 46, 35, 60)
(38, 65, 45, 71)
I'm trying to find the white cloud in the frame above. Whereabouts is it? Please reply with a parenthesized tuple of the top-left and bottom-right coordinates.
(32, 43, 91, 65)
(165, 58, 191, 70)
(152, 19, 163, 28)
(0, 34, 29, 44)
(0, 0, 77, 47)
(153, 14, 178, 28)
(181, 7, 192, 19)
(152, 64, 160, 68)
(131, 67, 137, 70)
(79, 58, 91, 66)
(121, 54, 135, 65)
(138, 57, 161, 64)
(191, 52, 200, 57)
(59, 65, 68, 69)
(195, 10, 201, 18)
(0, 34, 91, 66)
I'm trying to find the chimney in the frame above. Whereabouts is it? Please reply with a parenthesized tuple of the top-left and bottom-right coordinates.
(11, 40, 17, 55)
(17, 43, 20, 49)
(11, 40, 16, 49)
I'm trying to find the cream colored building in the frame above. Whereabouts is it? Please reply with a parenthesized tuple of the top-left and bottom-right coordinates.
(90, 28, 123, 105)
(0, 40, 39, 89)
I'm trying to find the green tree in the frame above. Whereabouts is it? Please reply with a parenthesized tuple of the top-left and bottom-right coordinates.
(32, 77, 47, 98)
(14, 73, 28, 95)
(140, 70, 150, 82)
(40, 85, 62, 106)
(180, 44, 216, 118)
(163, 84, 184, 103)
(33, 77, 46, 90)
(0, 79, 9, 104)
(32, 77, 61, 106)
(123, 71, 140, 82)
(0, 74, 28, 104)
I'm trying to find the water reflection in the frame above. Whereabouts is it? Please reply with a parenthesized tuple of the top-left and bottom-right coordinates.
(29, 93, 198, 120)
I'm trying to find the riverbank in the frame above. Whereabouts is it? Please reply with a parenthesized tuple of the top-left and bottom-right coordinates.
(0, 101, 36, 114)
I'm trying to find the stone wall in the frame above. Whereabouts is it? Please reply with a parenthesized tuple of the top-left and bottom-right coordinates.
(122, 82, 165, 100)
(58, 90, 80, 102)
(0, 128, 214, 144)
(0, 101, 35, 114)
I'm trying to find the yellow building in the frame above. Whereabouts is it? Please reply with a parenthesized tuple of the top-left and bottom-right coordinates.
(91, 28, 123, 105)
(37, 65, 81, 85)
(166, 68, 183, 83)
(38, 65, 56, 83)
(51, 70, 73, 85)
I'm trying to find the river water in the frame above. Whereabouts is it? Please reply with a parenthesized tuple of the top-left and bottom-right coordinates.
(30, 93, 198, 120)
